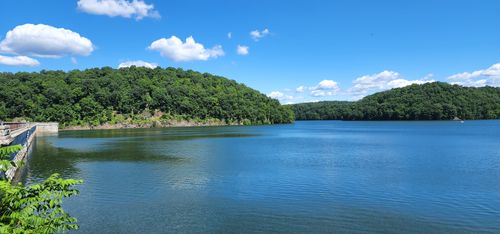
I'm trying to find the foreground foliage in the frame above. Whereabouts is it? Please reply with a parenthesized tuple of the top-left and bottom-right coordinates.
(0, 67, 294, 126)
(0, 174, 82, 233)
(0, 145, 82, 233)
(291, 82, 500, 120)
(0, 145, 22, 174)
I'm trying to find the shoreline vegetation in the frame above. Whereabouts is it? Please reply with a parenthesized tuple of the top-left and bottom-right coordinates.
(61, 112, 245, 130)
(0, 67, 294, 126)
(290, 82, 500, 121)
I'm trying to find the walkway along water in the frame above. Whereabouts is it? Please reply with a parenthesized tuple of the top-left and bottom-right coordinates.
(0, 122, 58, 180)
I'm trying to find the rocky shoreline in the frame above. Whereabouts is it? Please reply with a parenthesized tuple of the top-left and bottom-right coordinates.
(61, 119, 242, 131)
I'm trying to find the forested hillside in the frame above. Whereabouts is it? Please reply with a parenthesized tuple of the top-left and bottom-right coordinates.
(0, 67, 294, 126)
(292, 82, 500, 120)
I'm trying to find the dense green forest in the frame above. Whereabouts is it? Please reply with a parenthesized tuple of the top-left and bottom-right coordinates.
(0, 67, 294, 126)
(292, 82, 500, 120)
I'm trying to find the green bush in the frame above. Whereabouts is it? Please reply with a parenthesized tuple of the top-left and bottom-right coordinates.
(0, 145, 82, 233)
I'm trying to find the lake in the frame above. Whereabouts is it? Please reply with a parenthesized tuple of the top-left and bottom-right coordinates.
(21, 121, 500, 233)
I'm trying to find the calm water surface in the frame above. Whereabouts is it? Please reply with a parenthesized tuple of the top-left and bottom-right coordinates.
(21, 121, 500, 233)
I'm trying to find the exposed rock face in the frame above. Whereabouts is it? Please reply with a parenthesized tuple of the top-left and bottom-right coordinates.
(62, 119, 241, 131)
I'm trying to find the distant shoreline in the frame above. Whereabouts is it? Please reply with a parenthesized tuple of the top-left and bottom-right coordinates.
(290, 82, 499, 121)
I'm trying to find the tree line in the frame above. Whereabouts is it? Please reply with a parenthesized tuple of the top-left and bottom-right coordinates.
(291, 82, 500, 120)
(0, 67, 294, 126)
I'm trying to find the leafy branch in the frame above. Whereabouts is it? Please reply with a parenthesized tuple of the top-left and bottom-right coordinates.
(0, 145, 83, 233)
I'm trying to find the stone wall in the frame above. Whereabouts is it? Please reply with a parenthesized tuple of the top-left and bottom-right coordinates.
(0, 125, 12, 145)
(1, 122, 58, 180)
(4, 125, 37, 180)
(36, 122, 59, 133)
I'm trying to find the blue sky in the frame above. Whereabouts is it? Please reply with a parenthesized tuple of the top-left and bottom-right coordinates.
(0, 0, 499, 103)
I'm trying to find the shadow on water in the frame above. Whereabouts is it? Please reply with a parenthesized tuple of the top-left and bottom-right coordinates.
(20, 128, 259, 184)
(59, 125, 260, 139)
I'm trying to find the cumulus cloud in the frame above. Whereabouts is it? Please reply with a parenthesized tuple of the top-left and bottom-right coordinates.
(250, 28, 270, 41)
(0, 24, 94, 58)
(296, 85, 305, 93)
(348, 70, 434, 98)
(271, 64, 500, 103)
(148, 36, 224, 62)
(77, 0, 160, 20)
(350, 70, 400, 94)
(118, 60, 158, 68)
(315, 80, 339, 90)
(227, 32, 232, 39)
(268, 91, 284, 99)
(310, 90, 334, 97)
(236, 45, 249, 55)
(0, 55, 39, 66)
(267, 91, 294, 102)
(308, 80, 340, 97)
(447, 63, 500, 87)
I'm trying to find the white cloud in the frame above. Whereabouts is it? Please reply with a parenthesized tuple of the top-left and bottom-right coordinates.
(148, 36, 224, 62)
(236, 45, 249, 55)
(267, 91, 294, 102)
(448, 71, 482, 81)
(296, 85, 305, 93)
(351, 70, 400, 93)
(421, 73, 434, 80)
(278, 72, 439, 102)
(250, 28, 270, 41)
(0, 24, 94, 58)
(268, 91, 284, 99)
(308, 80, 340, 96)
(77, 0, 160, 20)
(118, 60, 158, 68)
(316, 80, 339, 90)
(447, 63, 500, 87)
(482, 63, 500, 77)
(310, 90, 325, 97)
(227, 32, 232, 39)
(310, 90, 338, 97)
(348, 70, 434, 98)
(386, 78, 432, 88)
(0, 55, 39, 66)
(271, 63, 500, 103)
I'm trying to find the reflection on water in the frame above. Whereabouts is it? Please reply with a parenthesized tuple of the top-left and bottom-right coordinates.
(21, 121, 500, 233)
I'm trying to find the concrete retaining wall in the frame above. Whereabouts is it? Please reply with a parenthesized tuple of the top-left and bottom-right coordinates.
(36, 122, 59, 133)
(4, 125, 37, 180)
(1, 122, 58, 181)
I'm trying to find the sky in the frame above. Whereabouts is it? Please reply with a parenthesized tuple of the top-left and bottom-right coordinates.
(0, 0, 499, 103)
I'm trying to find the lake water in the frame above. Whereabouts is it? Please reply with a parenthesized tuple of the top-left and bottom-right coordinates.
(21, 121, 500, 233)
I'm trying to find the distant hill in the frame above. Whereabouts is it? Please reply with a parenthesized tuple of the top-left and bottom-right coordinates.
(291, 82, 500, 120)
(0, 67, 294, 126)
